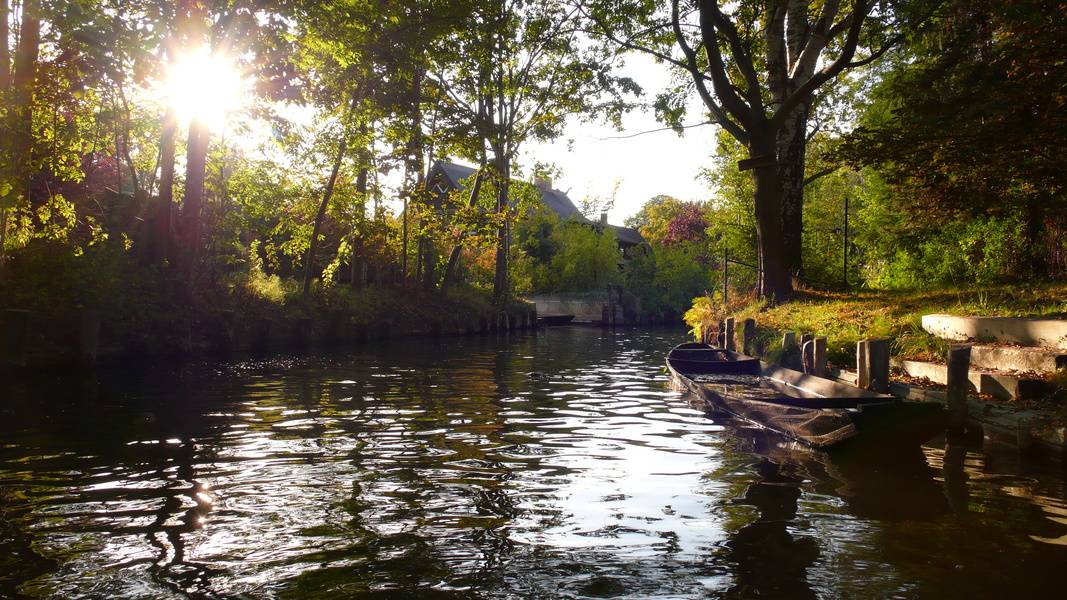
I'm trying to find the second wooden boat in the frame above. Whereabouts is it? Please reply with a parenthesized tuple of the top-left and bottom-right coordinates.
(667, 342, 945, 449)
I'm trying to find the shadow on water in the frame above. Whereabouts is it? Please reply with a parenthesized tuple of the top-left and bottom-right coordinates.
(0, 327, 1066, 598)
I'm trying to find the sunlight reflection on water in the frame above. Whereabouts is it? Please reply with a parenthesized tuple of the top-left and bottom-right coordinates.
(0, 327, 1065, 598)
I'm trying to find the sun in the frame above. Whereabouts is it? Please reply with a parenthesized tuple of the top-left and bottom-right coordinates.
(163, 47, 250, 130)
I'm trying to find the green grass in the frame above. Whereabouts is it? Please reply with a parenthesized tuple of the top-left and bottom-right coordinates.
(686, 282, 1067, 368)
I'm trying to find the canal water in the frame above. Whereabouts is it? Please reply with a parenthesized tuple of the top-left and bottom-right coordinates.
(1, 327, 1065, 598)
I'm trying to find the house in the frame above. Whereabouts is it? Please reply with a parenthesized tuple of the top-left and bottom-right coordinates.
(427, 160, 647, 262)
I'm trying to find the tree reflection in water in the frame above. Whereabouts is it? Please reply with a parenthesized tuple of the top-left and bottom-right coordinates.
(721, 458, 818, 599)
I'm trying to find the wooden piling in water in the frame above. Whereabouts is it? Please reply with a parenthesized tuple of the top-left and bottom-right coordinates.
(946, 344, 971, 434)
(724, 317, 736, 351)
(814, 337, 827, 377)
(858, 338, 890, 392)
(742, 318, 756, 355)
(782, 331, 796, 352)
(781, 332, 800, 369)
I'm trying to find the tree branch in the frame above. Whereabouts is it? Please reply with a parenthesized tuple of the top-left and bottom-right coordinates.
(672, 0, 748, 143)
(770, 0, 871, 131)
(802, 166, 837, 187)
(696, 0, 756, 134)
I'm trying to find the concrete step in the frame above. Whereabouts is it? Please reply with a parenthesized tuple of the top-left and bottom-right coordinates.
(969, 344, 1066, 374)
(892, 358, 1050, 402)
(921, 314, 1067, 350)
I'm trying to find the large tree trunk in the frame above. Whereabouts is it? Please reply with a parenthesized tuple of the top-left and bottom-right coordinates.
(181, 119, 209, 281)
(749, 133, 793, 302)
(777, 103, 809, 277)
(1025, 198, 1047, 278)
(0, 0, 10, 90)
(0, 0, 10, 267)
(10, 0, 39, 206)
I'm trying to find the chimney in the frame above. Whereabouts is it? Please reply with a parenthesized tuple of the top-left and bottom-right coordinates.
(533, 175, 552, 191)
(599, 211, 608, 227)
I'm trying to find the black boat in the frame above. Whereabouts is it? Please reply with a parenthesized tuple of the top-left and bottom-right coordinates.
(537, 314, 575, 326)
(666, 342, 946, 449)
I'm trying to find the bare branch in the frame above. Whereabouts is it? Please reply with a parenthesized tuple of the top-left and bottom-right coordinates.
(594, 120, 714, 140)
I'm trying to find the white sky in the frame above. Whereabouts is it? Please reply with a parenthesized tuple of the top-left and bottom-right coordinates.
(522, 53, 719, 224)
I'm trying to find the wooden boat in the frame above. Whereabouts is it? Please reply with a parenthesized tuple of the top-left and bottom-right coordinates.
(537, 314, 575, 326)
(666, 342, 946, 449)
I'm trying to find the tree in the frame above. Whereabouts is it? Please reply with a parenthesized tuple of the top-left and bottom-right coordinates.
(585, 0, 918, 301)
(840, 0, 1067, 280)
(431, 0, 636, 303)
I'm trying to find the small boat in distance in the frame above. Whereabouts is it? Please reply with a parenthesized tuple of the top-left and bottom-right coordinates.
(666, 342, 946, 449)
(537, 314, 575, 326)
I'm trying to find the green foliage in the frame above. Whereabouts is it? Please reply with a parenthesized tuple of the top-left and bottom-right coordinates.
(840, 0, 1067, 281)
(243, 240, 287, 304)
(513, 214, 621, 293)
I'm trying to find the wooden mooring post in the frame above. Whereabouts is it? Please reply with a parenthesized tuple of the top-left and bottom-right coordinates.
(814, 337, 827, 377)
(801, 337, 828, 376)
(781, 332, 802, 370)
(742, 318, 756, 355)
(857, 338, 890, 392)
(724, 317, 736, 351)
(946, 344, 971, 434)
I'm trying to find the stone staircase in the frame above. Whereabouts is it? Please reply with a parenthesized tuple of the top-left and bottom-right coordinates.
(898, 315, 1067, 402)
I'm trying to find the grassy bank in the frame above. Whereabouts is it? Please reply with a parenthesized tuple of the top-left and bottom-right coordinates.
(685, 282, 1067, 368)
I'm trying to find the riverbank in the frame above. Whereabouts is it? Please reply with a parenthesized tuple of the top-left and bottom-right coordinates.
(685, 283, 1067, 452)
(0, 276, 538, 370)
(685, 283, 1067, 366)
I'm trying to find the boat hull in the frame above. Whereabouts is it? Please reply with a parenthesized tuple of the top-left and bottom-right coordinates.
(667, 343, 946, 449)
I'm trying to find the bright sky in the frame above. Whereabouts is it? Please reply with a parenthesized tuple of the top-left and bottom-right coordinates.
(159, 49, 719, 225)
(522, 53, 719, 224)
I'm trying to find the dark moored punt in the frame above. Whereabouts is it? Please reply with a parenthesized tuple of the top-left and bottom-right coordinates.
(538, 314, 575, 326)
(666, 342, 946, 449)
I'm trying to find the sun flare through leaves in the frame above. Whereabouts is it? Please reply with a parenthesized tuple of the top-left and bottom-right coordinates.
(162, 47, 250, 130)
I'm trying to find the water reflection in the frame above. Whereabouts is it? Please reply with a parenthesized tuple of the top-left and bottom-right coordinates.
(0, 328, 1064, 598)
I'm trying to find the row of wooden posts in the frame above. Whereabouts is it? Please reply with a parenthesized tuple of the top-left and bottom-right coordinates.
(706, 316, 973, 434)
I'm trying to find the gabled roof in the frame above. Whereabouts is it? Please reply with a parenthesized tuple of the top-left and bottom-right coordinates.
(430, 160, 585, 221)
(607, 224, 645, 246)
(429, 160, 647, 246)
